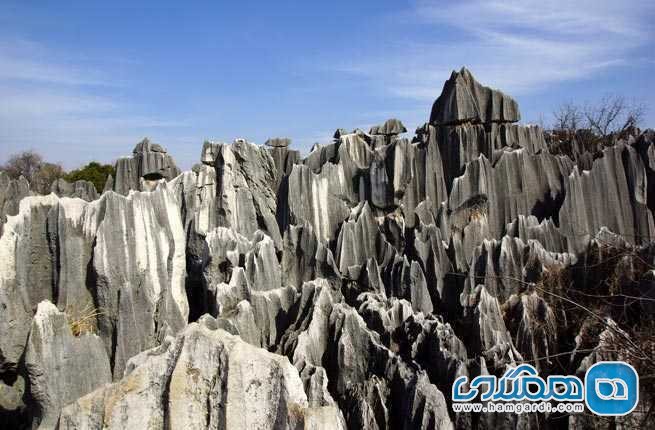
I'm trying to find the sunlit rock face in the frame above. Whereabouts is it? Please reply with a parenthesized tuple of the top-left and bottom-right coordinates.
(113, 138, 181, 195)
(1, 68, 654, 429)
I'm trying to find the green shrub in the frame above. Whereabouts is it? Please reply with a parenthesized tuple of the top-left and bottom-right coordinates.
(64, 161, 115, 193)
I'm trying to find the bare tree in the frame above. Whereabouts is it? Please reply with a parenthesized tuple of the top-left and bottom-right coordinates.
(583, 95, 645, 137)
(32, 162, 65, 194)
(553, 102, 583, 132)
(1, 150, 65, 193)
(2, 150, 44, 183)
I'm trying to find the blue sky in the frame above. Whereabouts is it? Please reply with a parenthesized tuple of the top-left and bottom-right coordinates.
(1, 1, 654, 170)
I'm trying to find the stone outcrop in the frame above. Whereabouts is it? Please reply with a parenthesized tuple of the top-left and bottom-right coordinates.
(113, 138, 181, 195)
(1, 68, 654, 429)
(25, 301, 111, 429)
(559, 142, 655, 252)
(370, 118, 407, 136)
(0, 184, 188, 382)
(214, 139, 282, 247)
(0, 172, 31, 235)
(50, 178, 98, 201)
(59, 321, 345, 430)
(430, 67, 520, 126)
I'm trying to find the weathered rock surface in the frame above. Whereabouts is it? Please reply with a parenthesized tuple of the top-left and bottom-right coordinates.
(50, 178, 99, 201)
(370, 118, 407, 136)
(113, 138, 181, 195)
(2, 68, 654, 429)
(0, 185, 188, 382)
(0, 194, 60, 371)
(25, 301, 111, 429)
(559, 142, 655, 252)
(59, 322, 345, 430)
(430, 67, 520, 125)
(214, 139, 282, 247)
(0, 172, 31, 235)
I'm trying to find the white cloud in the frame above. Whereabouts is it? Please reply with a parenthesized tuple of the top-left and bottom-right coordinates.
(0, 86, 117, 117)
(333, 0, 654, 100)
(0, 39, 119, 87)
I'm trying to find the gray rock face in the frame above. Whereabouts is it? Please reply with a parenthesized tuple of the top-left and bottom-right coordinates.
(430, 67, 520, 125)
(436, 122, 549, 189)
(113, 138, 181, 195)
(0, 185, 188, 383)
(446, 149, 574, 266)
(59, 322, 345, 430)
(214, 139, 282, 247)
(559, 142, 655, 252)
(2, 68, 655, 429)
(0, 194, 59, 372)
(50, 178, 98, 201)
(25, 301, 111, 429)
(200, 140, 222, 165)
(369, 118, 407, 136)
(284, 163, 351, 242)
(268, 145, 301, 188)
(0, 172, 31, 236)
(93, 187, 189, 377)
(506, 215, 568, 253)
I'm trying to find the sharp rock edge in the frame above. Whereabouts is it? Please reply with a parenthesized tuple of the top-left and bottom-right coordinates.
(0, 68, 654, 429)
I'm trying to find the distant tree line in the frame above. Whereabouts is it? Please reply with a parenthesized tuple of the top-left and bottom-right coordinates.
(1, 150, 115, 194)
(65, 162, 115, 193)
(545, 95, 647, 159)
(551, 94, 645, 137)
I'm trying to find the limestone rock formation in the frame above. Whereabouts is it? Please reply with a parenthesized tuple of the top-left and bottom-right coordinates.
(1, 68, 654, 429)
(113, 138, 181, 195)
(0, 185, 188, 383)
(430, 67, 520, 125)
(0, 172, 31, 235)
(50, 178, 99, 201)
(214, 139, 282, 247)
(25, 301, 111, 429)
(369, 118, 407, 136)
(59, 321, 345, 430)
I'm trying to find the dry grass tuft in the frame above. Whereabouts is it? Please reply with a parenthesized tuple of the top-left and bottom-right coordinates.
(65, 301, 104, 337)
(468, 205, 487, 222)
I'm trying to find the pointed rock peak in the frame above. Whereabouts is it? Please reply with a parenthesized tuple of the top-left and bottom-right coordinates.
(264, 137, 292, 148)
(458, 66, 474, 80)
(369, 118, 407, 136)
(103, 174, 114, 192)
(429, 68, 520, 126)
(333, 128, 349, 139)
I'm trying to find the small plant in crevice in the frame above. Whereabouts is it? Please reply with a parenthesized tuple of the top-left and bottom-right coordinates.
(65, 301, 105, 337)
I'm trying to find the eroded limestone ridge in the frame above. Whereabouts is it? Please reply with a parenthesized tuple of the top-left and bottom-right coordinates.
(1, 69, 654, 429)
